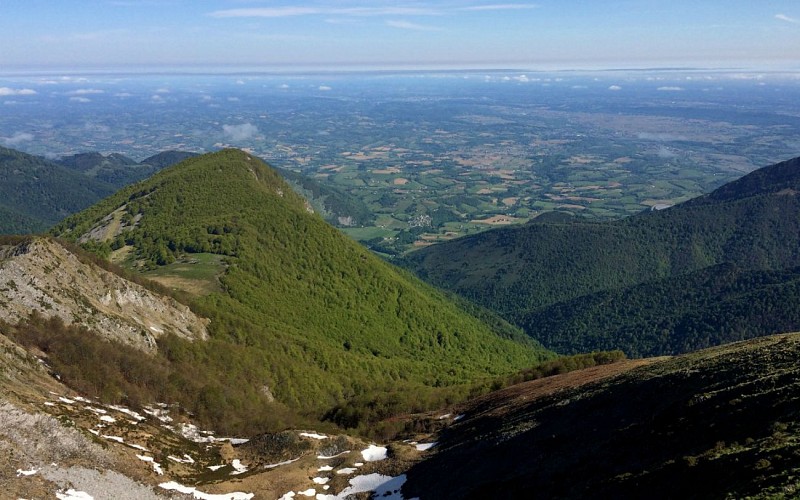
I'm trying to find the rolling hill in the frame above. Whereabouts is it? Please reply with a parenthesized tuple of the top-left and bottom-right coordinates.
(0, 146, 116, 233)
(404, 156, 800, 355)
(50, 148, 550, 433)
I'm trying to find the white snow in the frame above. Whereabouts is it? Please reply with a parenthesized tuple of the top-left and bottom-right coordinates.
(298, 489, 316, 497)
(72, 396, 93, 403)
(143, 405, 173, 423)
(16, 468, 38, 476)
(360, 444, 388, 462)
(299, 432, 328, 440)
(317, 451, 350, 459)
(168, 454, 195, 464)
(312, 477, 330, 485)
(44, 401, 56, 406)
(208, 465, 225, 471)
(265, 457, 300, 469)
(453, 414, 465, 421)
(149, 325, 164, 333)
(87, 406, 107, 414)
(415, 442, 437, 451)
(336, 468, 356, 475)
(56, 489, 94, 500)
(58, 397, 76, 404)
(102, 435, 124, 443)
(227, 438, 250, 445)
(128, 443, 149, 452)
(317, 465, 333, 472)
(159, 481, 255, 500)
(137, 454, 164, 475)
(107, 405, 145, 421)
(99, 415, 116, 423)
(354, 462, 364, 467)
(314, 473, 407, 500)
(231, 459, 248, 475)
(437, 413, 451, 420)
(88, 429, 99, 436)
(278, 493, 296, 500)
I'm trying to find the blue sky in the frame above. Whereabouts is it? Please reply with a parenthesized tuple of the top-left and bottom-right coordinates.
(1, 0, 799, 70)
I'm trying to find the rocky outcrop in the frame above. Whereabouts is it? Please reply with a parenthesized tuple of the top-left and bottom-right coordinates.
(0, 238, 208, 353)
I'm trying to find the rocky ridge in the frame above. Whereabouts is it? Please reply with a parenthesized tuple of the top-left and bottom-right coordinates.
(0, 237, 208, 352)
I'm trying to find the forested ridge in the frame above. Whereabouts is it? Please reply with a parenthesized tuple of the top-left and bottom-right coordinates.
(404, 156, 800, 356)
(50, 149, 550, 434)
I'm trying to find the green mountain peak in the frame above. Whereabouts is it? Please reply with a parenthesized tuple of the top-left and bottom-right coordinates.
(52, 148, 549, 434)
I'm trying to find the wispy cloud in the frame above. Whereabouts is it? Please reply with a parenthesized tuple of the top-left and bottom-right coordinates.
(209, 6, 438, 18)
(657, 86, 684, 91)
(69, 96, 91, 103)
(386, 20, 443, 31)
(209, 4, 538, 19)
(459, 4, 539, 11)
(223, 123, 259, 142)
(1, 132, 34, 147)
(0, 87, 37, 96)
(775, 13, 799, 24)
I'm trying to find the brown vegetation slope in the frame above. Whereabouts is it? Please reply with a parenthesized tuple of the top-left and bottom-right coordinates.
(404, 333, 800, 499)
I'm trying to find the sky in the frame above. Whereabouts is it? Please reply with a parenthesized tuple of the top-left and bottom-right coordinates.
(1, 0, 799, 71)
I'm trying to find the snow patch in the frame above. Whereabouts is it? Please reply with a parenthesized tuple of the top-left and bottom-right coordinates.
(265, 457, 300, 469)
(108, 405, 145, 421)
(208, 465, 225, 471)
(159, 481, 255, 500)
(453, 414, 465, 421)
(137, 454, 164, 475)
(231, 459, 248, 475)
(437, 413, 451, 420)
(102, 435, 124, 443)
(59, 397, 76, 404)
(168, 454, 195, 464)
(56, 489, 94, 500)
(128, 443, 149, 452)
(298, 489, 316, 497)
(336, 468, 356, 475)
(87, 406, 107, 414)
(315, 473, 407, 499)
(312, 477, 330, 485)
(278, 493, 296, 500)
(360, 444, 388, 462)
(317, 465, 333, 472)
(16, 468, 38, 476)
(99, 415, 116, 423)
(317, 451, 350, 459)
(299, 432, 328, 440)
(415, 442, 437, 451)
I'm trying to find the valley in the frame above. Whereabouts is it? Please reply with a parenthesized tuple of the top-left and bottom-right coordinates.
(1, 68, 800, 498)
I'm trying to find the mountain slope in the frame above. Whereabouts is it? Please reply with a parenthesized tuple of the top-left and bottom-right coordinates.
(404, 156, 800, 354)
(403, 332, 800, 499)
(520, 263, 800, 357)
(51, 149, 549, 428)
(0, 147, 116, 233)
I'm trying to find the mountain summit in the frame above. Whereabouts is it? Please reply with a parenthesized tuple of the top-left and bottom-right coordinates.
(52, 149, 548, 431)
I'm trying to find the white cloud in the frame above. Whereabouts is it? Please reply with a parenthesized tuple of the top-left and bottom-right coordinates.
(608, 85, 622, 91)
(657, 86, 684, 91)
(775, 13, 799, 24)
(69, 88, 104, 95)
(318, 85, 332, 91)
(223, 123, 259, 141)
(1, 132, 34, 147)
(154, 88, 170, 94)
(209, 6, 437, 18)
(386, 20, 442, 31)
(228, 96, 240, 101)
(208, 4, 537, 18)
(279, 84, 290, 89)
(69, 96, 91, 103)
(0, 87, 37, 96)
(459, 4, 539, 11)
(115, 92, 133, 97)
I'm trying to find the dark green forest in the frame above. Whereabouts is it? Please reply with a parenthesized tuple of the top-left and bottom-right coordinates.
(404, 156, 800, 356)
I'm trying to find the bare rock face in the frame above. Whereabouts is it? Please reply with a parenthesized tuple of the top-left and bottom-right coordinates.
(0, 238, 208, 353)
